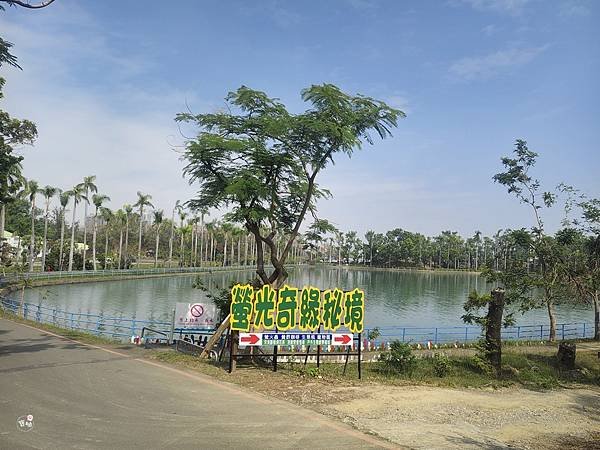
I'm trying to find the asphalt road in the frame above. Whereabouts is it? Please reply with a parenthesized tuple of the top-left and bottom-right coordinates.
(0, 318, 393, 449)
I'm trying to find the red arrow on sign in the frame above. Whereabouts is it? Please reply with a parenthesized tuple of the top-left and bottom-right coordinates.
(334, 334, 352, 345)
(240, 334, 260, 345)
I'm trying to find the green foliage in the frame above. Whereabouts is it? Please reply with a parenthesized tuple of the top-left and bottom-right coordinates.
(379, 340, 417, 374)
(306, 367, 321, 378)
(178, 84, 402, 286)
(367, 327, 381, 341)
(432, 353, 451, 377)
(470, 340, 495, 376)
(0, 36, 37, 206)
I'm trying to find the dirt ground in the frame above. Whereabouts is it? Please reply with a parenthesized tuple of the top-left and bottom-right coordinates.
(319, 384, 600, 449)
(152, 349, 600, 450)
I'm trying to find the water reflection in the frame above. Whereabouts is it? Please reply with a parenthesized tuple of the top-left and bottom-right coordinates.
(21, 267, 593, 327)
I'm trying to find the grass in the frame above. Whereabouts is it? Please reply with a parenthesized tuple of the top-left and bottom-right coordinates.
(2, 308, 598, 391)
(148, 342, 600, 391)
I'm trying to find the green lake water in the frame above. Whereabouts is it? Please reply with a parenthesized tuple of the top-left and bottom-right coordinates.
(20, 266, 593, 329)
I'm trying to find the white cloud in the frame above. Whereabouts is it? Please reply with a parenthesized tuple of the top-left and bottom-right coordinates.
(452, 0, 533, 15)
(559, 0, 591, 17)
(449, 45, 547, 80)
(0, 8, 212, 222)
(481, 24, 499, 36)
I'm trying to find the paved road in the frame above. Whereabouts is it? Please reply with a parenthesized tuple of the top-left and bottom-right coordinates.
(0, 319, 393, 449)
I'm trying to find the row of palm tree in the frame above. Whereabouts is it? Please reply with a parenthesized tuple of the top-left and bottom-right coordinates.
(3, 175, 308, 272)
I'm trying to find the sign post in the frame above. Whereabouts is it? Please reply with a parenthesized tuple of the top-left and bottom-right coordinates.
(228, 284, 365, 379)
(175, 302, 217, 330)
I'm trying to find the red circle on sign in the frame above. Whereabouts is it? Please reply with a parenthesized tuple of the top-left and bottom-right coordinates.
(190, 304, 204, 318)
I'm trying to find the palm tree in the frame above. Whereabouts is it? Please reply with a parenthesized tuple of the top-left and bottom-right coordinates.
(79, 176, 97, 272)
(123, 204, 133, 268)
(153, 210, 164, 268)
(91, 193, 110, 271)
(178, 208, 187, 267)
(0, 162, 25, 242)
(168, 200, 180, 267)
(40, 185, 58, 271)
(134, 191, 153, 267)
(67, 184, 87, 272)
(114, 209, 127, 269)
(25, 180, 42, 272)
(100, 207, 113, 269)
(58, 190, 70, 271)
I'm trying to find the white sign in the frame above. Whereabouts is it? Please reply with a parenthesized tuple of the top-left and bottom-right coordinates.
(238, 332, 353, 347)
(175, 302, 217, 329)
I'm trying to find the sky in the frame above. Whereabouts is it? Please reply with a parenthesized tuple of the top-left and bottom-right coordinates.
(0, 0, 598, 238)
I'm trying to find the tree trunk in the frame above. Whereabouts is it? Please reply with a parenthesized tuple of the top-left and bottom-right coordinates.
(82, 198, 88, 272)
(557, 342, 576, 370)
(92, 210, 98, 271)
(58, 209, 65, 271)
(168, 210, 175, 268)
(104, 227, 109, 269)
(118, 229, 123, 269)
(593, 292, 599, 341)
(137, 207, 144, 266)
(124, 217, 129, 268)
(223, 234, 227, 267)
(179, 230, 184, 267)
(547, 299, 557, 342)
(41, 202, 50, 271)
(154, 225, 160, 268)
(29, 198, 36, 272)
(68, 201, 77, 272)
(485, 288, 505, 374)
(0, 203, 5, 241)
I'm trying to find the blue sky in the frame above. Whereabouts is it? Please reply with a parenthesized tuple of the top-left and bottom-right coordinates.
(1, 0, 598, 237)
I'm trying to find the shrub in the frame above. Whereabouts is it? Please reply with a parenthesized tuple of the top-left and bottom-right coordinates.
(433, 353, 451, 377)
(379, 340, 417, 374)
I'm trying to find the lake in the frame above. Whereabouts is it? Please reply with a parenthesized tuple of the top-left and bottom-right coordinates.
(19, 266, 593, 329)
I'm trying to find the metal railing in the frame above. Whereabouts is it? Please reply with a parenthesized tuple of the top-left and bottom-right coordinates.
(366, 322, 591, 346)
(2, 294, 591, 346)
(0, 264, 295, 285)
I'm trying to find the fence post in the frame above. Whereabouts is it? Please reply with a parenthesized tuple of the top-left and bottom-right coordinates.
(464, 327, 468, 342)
(517, 326, 520, 339)
(561, 323, 565, 340)
(23, 303, 28, 319)
(540, 324, 543, 340)
(434, 327, 438, 345)
(70, 313, 74, 329)
(582, 323, 586, 338)
(168, 308, 175, 345)
(36, 304, 41, 322)
(402, 327, 406, 342)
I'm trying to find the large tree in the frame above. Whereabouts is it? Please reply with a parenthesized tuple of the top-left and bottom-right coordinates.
(493, 140, 568, 341)
(79, 175, 97, 272)
(57, 190, 69, 271)
(178, 84, 402, 288)
(67, 184, 87, 272)
(0, 34, 37, 242)
(152, 209, 163, 268)
(134, 191, 153, 267)
(91, 193, 110, 271)
(40, 185, 57, 271)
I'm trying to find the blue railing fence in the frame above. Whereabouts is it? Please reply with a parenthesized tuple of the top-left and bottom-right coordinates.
(0, 297, 217, 341)
(1, 296, 591, 346)
(365, 322, 590, 347)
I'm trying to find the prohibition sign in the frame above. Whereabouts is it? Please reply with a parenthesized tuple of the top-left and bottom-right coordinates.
(190, 304, 204, 318)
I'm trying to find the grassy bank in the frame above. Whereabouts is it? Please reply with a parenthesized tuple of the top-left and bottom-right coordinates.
(152, 342, 600, 391)
(0, 307, 119, 345)
(2, 309, 598, 391)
